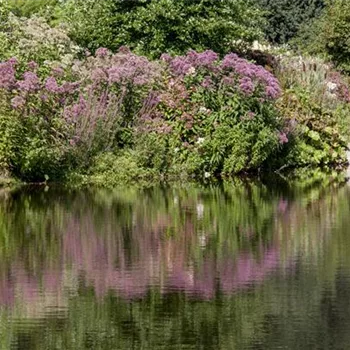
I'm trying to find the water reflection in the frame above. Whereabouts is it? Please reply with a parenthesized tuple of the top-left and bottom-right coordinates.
(1, 173, 350, 349)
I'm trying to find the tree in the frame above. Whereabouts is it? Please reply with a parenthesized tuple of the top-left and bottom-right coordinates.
(317, 0, 350, 72)
(255, 0, 324, 44)
(295, 0, 350, 73)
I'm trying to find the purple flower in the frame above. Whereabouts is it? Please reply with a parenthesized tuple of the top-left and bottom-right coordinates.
(118, 46, 131, 54)
(133, 76, 148, 86)
(40, 94, 49, 102)
(201, 76, 213, 88)
(169, 56, 193, 76)
(265, 86, 280, 99)
(51, 66, 64, 77)
(221, 53, 239, 69)
(65, 95, 87, 120)
(95, 47, 109, 58)
(0, 60, 16, 89)
(45, 77, 62, 93)
(91, 68, 107, 83)
(27, 61, 38, 71)
(235, 61, 253, 76)
(278, 132, 288, 145)
(239, 77, 254, 95)
(8, 57, 18, 66)
(17, 72, 40, 92)
(197, 50, 219, 67)
(160, 53, 172, 63)
(222, 76, 234, 86)
(61, 82, 80, 94)
(11, 96, 26, 109)
(146, 93, 161, 107)
(107, 55, 155, 85)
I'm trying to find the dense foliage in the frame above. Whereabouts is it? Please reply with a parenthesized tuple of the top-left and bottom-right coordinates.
(0, 0, 349, 184)
(60, 0, 264, 58)
(0, 48, 287, 182)
(274, 55, 350, 168)
(136, 50, 283, 177)
(8, 0, 59, 17)
(296, 0, 350, 73)
(256, 0, 324, 44)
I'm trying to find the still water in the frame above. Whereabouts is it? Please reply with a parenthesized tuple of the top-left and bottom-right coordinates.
(1, 174, 350, 349)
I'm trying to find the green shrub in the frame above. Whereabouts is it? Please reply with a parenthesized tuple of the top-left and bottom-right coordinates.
(272, 52, 350, 169)
(0, 110, 68, 182)
(0, 113, 23, 175)
(87, 152, 157, 186)
(0, 48, 163, 181)
(276, 89, 348, 168)
(61, 0, 264, 58)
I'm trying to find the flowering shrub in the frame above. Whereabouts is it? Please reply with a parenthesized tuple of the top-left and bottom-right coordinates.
(276, 91, 348, 168)
(0, 48, 163, 180)
(275, 55, 350, 108)
(138, 50, 284, 176)
(1, 46, 348, 183)
(273, 54, 350, 168)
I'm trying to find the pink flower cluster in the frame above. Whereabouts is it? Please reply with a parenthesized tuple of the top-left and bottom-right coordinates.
(164, 50, 281, 100)
(0, 58, 17, 89)
(81, 47, 161, 87)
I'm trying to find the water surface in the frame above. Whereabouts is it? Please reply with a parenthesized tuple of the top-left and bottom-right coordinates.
(1, 175, 350, 349)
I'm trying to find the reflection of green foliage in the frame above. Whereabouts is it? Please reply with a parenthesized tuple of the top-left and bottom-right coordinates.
(0, 176, 350, 348)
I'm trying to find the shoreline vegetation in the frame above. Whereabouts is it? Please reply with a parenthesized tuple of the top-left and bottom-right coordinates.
(1, 0, 350, 187)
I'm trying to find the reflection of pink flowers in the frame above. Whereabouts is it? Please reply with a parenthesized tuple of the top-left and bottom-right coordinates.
(0, 277, 14, 307)
(0, 193, 292, 309)
(278, 199, 288, 213)
(220, 248, 279, 294)
(0, 220, 283, 307)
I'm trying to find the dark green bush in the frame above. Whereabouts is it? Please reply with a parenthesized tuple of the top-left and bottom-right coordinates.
(256, 0, 324, 44)
(294, 0, 350, 74)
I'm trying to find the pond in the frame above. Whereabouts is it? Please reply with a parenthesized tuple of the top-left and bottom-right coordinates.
(1, 175, 350, 349)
